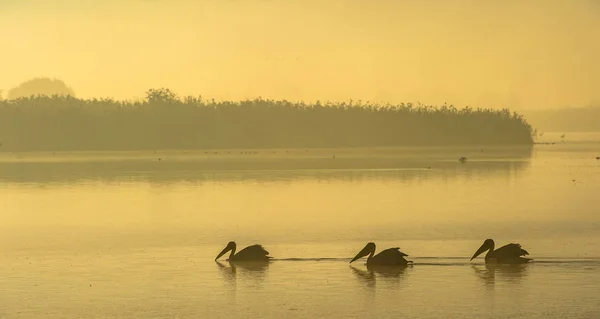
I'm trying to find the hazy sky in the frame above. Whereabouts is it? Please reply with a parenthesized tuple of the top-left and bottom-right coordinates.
(1, 0, 599, 109)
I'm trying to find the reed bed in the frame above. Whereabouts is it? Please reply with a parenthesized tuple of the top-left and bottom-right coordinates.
(0, 88, 534, 151)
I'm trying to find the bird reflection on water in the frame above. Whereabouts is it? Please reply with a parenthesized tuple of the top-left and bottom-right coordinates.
(216, 261, 270, 282)
(351, 265, 410, 288)
(215, 241, 271, 283)
(471, 263, 529, 286)
(216, 260, 270, 273)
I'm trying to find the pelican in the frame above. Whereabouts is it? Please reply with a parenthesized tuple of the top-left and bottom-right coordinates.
(350, 242, 412, 266)
(215, 241, 272, 262)
(470, 239, 532, 264)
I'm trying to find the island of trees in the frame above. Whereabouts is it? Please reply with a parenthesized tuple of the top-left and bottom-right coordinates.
(0, 88, 534, 152)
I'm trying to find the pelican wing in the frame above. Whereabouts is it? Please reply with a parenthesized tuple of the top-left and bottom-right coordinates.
(234, 244, 272, 260)
(371, 247, 409, 266)
(495, 243, 529, 258)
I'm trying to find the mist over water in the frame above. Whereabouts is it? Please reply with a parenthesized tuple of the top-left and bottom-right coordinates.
(1, 134, 599, 318)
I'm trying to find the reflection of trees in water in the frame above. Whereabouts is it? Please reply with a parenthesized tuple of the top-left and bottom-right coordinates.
(351, 265, 410, 288)
(0, 147, 532, 184)
(471, 263, 529, 287)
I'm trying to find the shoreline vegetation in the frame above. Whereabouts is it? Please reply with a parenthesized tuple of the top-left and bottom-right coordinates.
(0, 88, 534, 152)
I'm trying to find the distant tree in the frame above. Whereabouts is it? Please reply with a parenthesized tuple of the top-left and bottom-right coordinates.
(7, 77, 75, 100)
(145, 88, 178, 103)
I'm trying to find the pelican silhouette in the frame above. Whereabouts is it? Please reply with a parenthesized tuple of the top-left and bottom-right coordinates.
(215, 241, 272, 262)
(470, 239, 532, 264)
(350, 242, 412, 266)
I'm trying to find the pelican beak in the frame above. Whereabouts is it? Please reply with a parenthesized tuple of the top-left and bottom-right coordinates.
(350, 245, 371, 263)
(215, 244, 232, 261)
(470, 242, 489, 261)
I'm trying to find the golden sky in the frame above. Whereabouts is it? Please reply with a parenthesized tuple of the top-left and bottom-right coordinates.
(1, 0, 599, 109)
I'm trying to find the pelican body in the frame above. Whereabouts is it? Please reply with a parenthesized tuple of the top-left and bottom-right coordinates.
(350, 242, 412, 266)
(215, 241, 272, 262)
(470, 239, 531, 264)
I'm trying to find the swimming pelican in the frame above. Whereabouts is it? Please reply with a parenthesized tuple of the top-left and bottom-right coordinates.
(350, 242, 412, 266)
(215, 241, 272, 262)
(470, 239, 532, 264)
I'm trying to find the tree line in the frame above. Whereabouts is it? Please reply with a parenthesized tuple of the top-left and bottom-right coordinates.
(0, 88, 534, 152)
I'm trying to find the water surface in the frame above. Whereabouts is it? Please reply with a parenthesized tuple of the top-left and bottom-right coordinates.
(1, 135, 599, 318)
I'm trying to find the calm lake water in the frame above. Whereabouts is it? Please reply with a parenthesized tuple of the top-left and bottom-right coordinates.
(1, 132, 599, 318)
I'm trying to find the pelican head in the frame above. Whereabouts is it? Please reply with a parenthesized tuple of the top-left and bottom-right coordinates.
(470, 239, 494, 261)
(350, 242, 376, 263)
(215, 241, 237, 261)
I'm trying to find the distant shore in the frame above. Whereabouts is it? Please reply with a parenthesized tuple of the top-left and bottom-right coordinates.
(521, 106, 600, 133)
(0, 89, 534, 152)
